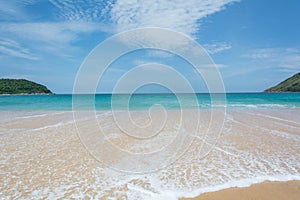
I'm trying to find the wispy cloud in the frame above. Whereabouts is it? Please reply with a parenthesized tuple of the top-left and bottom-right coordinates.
(49, 0, 113, 22)
(0, 0, 238, 58)
(244, 48, 300, 72)
(0, 74, 35, 80)
(49, 0, 238, 37)
(0, 1, 25, 20)
(0, 0, 240, 89)
(0, 1, 109, 57)
(203, 42, 232, 54)
(138, 63, 172, 72)
(0, 21, 104, 44)
(0, 38, 38, 60)
(46, 0, 239, 62)
(110, 0, 239, 36)
(244, 48, 277, 59)
(146, 49, 173, 58)
(0, 21, 105, 57)
(0, 0, 41, 21)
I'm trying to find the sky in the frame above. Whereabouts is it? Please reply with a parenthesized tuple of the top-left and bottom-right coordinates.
(0, 0, 299, 93)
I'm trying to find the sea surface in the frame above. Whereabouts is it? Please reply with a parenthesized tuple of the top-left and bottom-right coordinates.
(0, 93, 299, 110)
(0, 93, 300, 199)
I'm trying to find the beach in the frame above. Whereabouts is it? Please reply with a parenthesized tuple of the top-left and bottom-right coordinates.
(1, 106, 299, 199)
(181, 181, 300, 200)
(1, 0, 299, 198)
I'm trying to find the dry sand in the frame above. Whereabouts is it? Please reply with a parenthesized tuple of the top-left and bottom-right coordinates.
(181, 181, 300, 200)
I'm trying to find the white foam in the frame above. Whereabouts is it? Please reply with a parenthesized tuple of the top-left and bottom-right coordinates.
(251, 112, 300, 126)
(226, 103, 292, 109)
(2, 109, 300, 199)
(15, 111, 67, 119)
(28, 120, 75, 132)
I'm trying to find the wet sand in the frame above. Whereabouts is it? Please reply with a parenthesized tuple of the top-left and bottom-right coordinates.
(1, 109, 299, 199)
(181, 181, 300, 200)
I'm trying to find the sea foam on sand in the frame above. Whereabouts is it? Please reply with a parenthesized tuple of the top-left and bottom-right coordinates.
(0, 108, 299, 199)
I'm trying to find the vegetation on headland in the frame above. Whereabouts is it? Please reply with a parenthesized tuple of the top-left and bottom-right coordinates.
(265, 72, 300, 92)
(0, 79, 53, 94)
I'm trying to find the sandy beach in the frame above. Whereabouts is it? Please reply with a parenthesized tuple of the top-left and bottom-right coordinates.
(1, 0, 299, 198)
(182, 180, 300, 200)
(1, 108, 299, 199)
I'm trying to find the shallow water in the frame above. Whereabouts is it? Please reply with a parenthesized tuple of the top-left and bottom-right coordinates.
(0, 93, 299, 110)
(0, 109, 299, 199)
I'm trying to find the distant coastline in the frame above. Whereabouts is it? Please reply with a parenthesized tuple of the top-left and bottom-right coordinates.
(0, 79, 53, 95)
(264, 72, 300, 92)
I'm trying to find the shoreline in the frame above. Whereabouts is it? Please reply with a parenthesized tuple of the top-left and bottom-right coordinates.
(181, 180, 300, 200)
(1, 107, 299, 198)
(0, 107, 300, 112)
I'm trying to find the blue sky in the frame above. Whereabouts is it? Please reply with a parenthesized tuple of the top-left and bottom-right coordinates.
(0, 0, 299, 93)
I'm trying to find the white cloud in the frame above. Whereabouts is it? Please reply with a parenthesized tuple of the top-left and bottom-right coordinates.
(0, 1, 25, 20)
(0, 0, 42, 20)
(205, 63, 227, 68)
(49, 0, 238, 37)
(43, 0, 239, 58)
(147, 49, 174, 58)
(0, 38, 38, 60)
(244, 48, 277, 59)
(139, 63, 172, 71)
(203, 42, 232, 54)
(0, 0, 109, 57)
(0, 74, 35, 80)
(133, 60, 148, 66)
(0, 21, 103, 44)
(110, 0, 238, 36)
(0, 1, 239, 60)
(46, 0, 238, 63)
(0, 21, 106, 57)
(49, 0, 113, 22)
(244, 48, 300, 72)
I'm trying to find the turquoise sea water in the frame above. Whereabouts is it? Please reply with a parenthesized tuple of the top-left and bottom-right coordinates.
(0, 93, 299, 110)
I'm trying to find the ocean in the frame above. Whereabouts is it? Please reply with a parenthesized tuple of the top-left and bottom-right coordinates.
(1, 93, 300, 199)
(0, 93, 299, 110)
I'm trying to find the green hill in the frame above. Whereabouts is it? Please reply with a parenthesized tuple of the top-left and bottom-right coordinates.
(265, 73, 300, 92)
(0, 79, 53, 94)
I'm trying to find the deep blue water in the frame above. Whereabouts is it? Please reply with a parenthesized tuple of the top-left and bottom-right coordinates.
(0, 93, 299, 110)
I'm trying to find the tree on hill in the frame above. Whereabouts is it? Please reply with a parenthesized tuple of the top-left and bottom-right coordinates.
(265, 73, 300, 92)
(0, 79, 53, 94)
